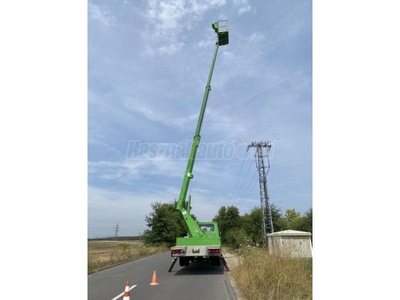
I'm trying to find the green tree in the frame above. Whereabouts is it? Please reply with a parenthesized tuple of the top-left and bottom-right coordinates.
(241, 207, 262, 245)
(213, 205, 241, 244)
(144, 202, 189, 245)
(292, 208, 312, 233)
(283, 208, 301, 229)
(240, 204, 288, 246)
(270, 204, 288, 232)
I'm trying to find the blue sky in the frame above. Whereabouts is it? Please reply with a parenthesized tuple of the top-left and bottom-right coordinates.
(88, 0, 312, 238)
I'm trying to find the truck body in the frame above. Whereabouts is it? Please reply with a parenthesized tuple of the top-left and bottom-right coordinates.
(171, 222, 222, 266)
(169, 21, 229, 270)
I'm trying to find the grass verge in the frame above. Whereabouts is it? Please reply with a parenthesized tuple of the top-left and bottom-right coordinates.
(230, 246, 312, 300)
(88, 240, 169, 274)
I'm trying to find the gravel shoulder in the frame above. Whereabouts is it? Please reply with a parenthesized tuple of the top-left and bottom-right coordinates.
(223, 249, 245, 300)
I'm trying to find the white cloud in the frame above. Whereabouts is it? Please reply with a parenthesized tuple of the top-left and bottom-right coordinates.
(88, 2, 116, 27)
(123, 98, 157, 122)
(147, 0, 186, 32)
(159, 42, 185, 54)
(196, 34, 215, 48)
(248, 32, 265, 43)
(143, 0, 227, 47)
(89, 160, 142, 181)
(233, 0, 254, 16)
(238, 6, 252, 16)
(222, 51, 236, 61)
(89, 156, 186, 183)
(122, 97, 199, 129)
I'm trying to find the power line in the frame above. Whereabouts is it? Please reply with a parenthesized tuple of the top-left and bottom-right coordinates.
(231, 150, 254, 206)
(229, 150, 248, 203)
(237, 167, 259, 210)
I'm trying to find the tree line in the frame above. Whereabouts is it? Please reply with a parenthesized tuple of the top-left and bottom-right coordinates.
(143, 201, 312, 248)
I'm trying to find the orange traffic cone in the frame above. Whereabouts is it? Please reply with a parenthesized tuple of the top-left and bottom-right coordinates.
(123, 281, 130, 300)
(150, 270, 159, 285)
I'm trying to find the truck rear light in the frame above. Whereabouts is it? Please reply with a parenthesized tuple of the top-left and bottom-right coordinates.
(171, 249, 184, 254)
(208, 249, 220, 254)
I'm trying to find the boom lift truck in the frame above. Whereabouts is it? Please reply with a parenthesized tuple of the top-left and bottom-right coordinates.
(169, 20, 230, 272)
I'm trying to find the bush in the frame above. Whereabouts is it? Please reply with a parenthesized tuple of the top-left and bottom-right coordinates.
(224, 228, 249, 249)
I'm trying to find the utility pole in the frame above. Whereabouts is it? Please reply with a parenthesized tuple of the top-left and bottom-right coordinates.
(114, 222, 120, 240)
(247, 141, 274, 247)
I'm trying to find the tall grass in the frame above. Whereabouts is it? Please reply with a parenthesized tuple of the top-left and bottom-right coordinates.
(230, 245, 312, 300)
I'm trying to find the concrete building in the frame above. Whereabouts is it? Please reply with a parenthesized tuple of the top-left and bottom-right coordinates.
(267, 230, 312, 258)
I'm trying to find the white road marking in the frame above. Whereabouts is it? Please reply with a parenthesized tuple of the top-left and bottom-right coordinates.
(110, 285, 137, 300)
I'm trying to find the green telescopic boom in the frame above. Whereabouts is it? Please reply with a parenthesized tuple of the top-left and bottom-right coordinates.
(175, 21, 229, 238)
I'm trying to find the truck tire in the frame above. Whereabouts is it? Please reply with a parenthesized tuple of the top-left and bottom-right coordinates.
(179, 257, 185, 267)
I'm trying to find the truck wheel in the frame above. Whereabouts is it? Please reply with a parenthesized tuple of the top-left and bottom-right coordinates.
(216, 258, 221, 266)
(179, 257, 185, 267)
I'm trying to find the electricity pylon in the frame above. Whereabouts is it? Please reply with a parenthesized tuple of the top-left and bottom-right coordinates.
(114, 222, 120, 240)
(247, 141, 274, 247)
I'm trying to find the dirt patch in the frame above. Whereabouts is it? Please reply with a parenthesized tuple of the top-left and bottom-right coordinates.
(222, 251, 240, 269)
(222, 249, 245, 300)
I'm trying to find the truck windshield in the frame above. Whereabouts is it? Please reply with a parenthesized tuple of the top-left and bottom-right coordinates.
(200, 224, 215, 232)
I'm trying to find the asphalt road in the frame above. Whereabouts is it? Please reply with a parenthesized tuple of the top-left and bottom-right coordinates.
(88, 252, 236, 300)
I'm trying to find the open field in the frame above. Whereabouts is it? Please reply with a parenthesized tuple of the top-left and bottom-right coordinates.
(88, 240, 169, 274)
